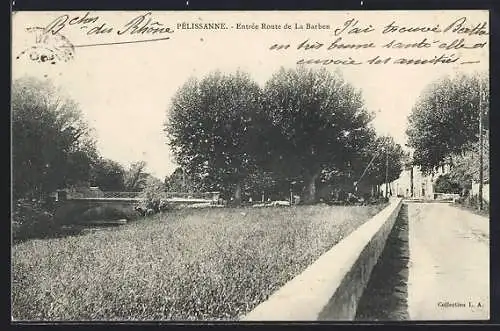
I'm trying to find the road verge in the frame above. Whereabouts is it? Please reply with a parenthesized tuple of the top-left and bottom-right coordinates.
(241, 198, 403, 321)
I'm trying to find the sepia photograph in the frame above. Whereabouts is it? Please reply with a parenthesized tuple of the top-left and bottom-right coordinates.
(11, 10, 489, 321)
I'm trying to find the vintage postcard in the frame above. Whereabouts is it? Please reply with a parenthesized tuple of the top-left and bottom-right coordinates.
(11, 10, 489, 321)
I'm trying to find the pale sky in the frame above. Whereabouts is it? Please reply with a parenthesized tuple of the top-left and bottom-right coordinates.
(12, 10, 489, 178)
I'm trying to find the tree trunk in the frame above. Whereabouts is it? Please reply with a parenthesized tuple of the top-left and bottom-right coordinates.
(233, 182, 242, 206)
(303, 172, 319, 205)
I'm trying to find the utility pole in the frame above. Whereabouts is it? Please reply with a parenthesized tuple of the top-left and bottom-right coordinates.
(181, 169, 186, 192)
(410, 166, 414, 198)
(385, 149, 389, 198)
(479, 83, 484, 211)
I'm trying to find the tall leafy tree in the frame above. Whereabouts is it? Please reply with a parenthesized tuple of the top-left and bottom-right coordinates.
(363, 136, 405, 187)
(90, 158, 126, 191)
(124, 161, 149, 192)
(12, 76, 97, 200)
(242, 169, 278, 201)
(321, 135, 404, 197)
(165, 71, 262, 204)
(164, 167, 199, 193)
(448, 132, 489, 194)
(407, 72, 489, 173)
(261, 67, 374, 203)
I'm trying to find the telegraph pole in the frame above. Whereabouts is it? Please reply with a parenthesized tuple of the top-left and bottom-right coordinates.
(385, 149, 389, 198)
(410, 166, 414, 198)
(478, 83, 484, 211)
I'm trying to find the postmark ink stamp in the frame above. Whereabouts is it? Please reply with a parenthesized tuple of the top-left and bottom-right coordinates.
(16, 27, 75, 64)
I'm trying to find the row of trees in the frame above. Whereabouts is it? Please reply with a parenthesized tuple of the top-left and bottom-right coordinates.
(165, 67, 405, 204)
(12, 77, 159, 201)
(406, 72, 489, 195)
(12, 67, 406, 208)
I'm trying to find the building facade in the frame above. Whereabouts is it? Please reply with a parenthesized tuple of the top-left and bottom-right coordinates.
(471, 182, 490, 202)
(382, 162, 452, 199)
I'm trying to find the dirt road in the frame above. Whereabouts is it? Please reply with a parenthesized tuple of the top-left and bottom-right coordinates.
(407, 202, 489, 320)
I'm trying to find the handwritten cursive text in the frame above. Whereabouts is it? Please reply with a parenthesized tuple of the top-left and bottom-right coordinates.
(117, 12, 174, 35)
(44, 12, 100, 35)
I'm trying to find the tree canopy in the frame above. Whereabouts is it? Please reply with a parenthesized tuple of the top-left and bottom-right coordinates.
(406, 72, 489, 173)
(164, 167, 200, 193)
(165, 71, 262, 203)
(165, 67, 405, 204)
(318, 135, 404, 197)
(12, 75, 165, 217)
(433, 174, 462, 194)
(12, 77, 97, 199)
(353, 135, 404, 187)
(124, 161, 149, 192)
(448, 132, 489, 192)
(261, 67, 375, 203)
(89, 158, 126, 191)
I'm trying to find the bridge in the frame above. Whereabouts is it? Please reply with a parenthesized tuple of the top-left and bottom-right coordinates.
(54, 190, 220, 203)
(51, 190, 221, 225)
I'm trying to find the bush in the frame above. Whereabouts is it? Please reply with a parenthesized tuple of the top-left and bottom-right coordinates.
(434, 174, 461, 194)
(456, 195, 489, 215)
(12, 199, 56, 241)
(138, 179, 172, 213)
(368, 196, 389, 205)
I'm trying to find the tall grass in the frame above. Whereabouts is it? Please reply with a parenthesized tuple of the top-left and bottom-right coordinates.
(12, 204, 386, 321)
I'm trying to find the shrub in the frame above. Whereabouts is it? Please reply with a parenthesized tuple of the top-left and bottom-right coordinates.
(434, 174, 461, 194)
(12, 199, 56, 241)
(456, 195, 489, 215)
(138, 179, 171, 213)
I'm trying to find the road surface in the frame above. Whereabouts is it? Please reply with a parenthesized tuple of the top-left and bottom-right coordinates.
(407, 202, 489, 320)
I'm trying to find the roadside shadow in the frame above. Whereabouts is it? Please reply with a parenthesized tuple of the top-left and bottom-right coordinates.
(354, 203, 410, 321)
(12, 223, 120, 244)
(13, 204, 143, 244)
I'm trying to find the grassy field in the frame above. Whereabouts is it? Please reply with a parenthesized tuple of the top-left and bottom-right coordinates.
(12, 203, 387, 321)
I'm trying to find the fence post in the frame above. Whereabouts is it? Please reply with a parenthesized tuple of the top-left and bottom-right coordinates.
(56, 190, 67, 202)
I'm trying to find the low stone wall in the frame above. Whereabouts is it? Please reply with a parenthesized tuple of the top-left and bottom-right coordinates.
(241, 198, 403, 321)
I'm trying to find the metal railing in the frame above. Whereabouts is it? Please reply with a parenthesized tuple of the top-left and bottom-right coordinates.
(163, 192, 220, 200)
(102, 191, 141, 199)
(64, 190, 220, 201)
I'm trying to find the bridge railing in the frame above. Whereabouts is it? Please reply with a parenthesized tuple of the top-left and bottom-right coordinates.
(65, 191, 104, 199)
(63, 190, 220, 201)
(163, 192, 220, 200)
(102, 191, 141, 199)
